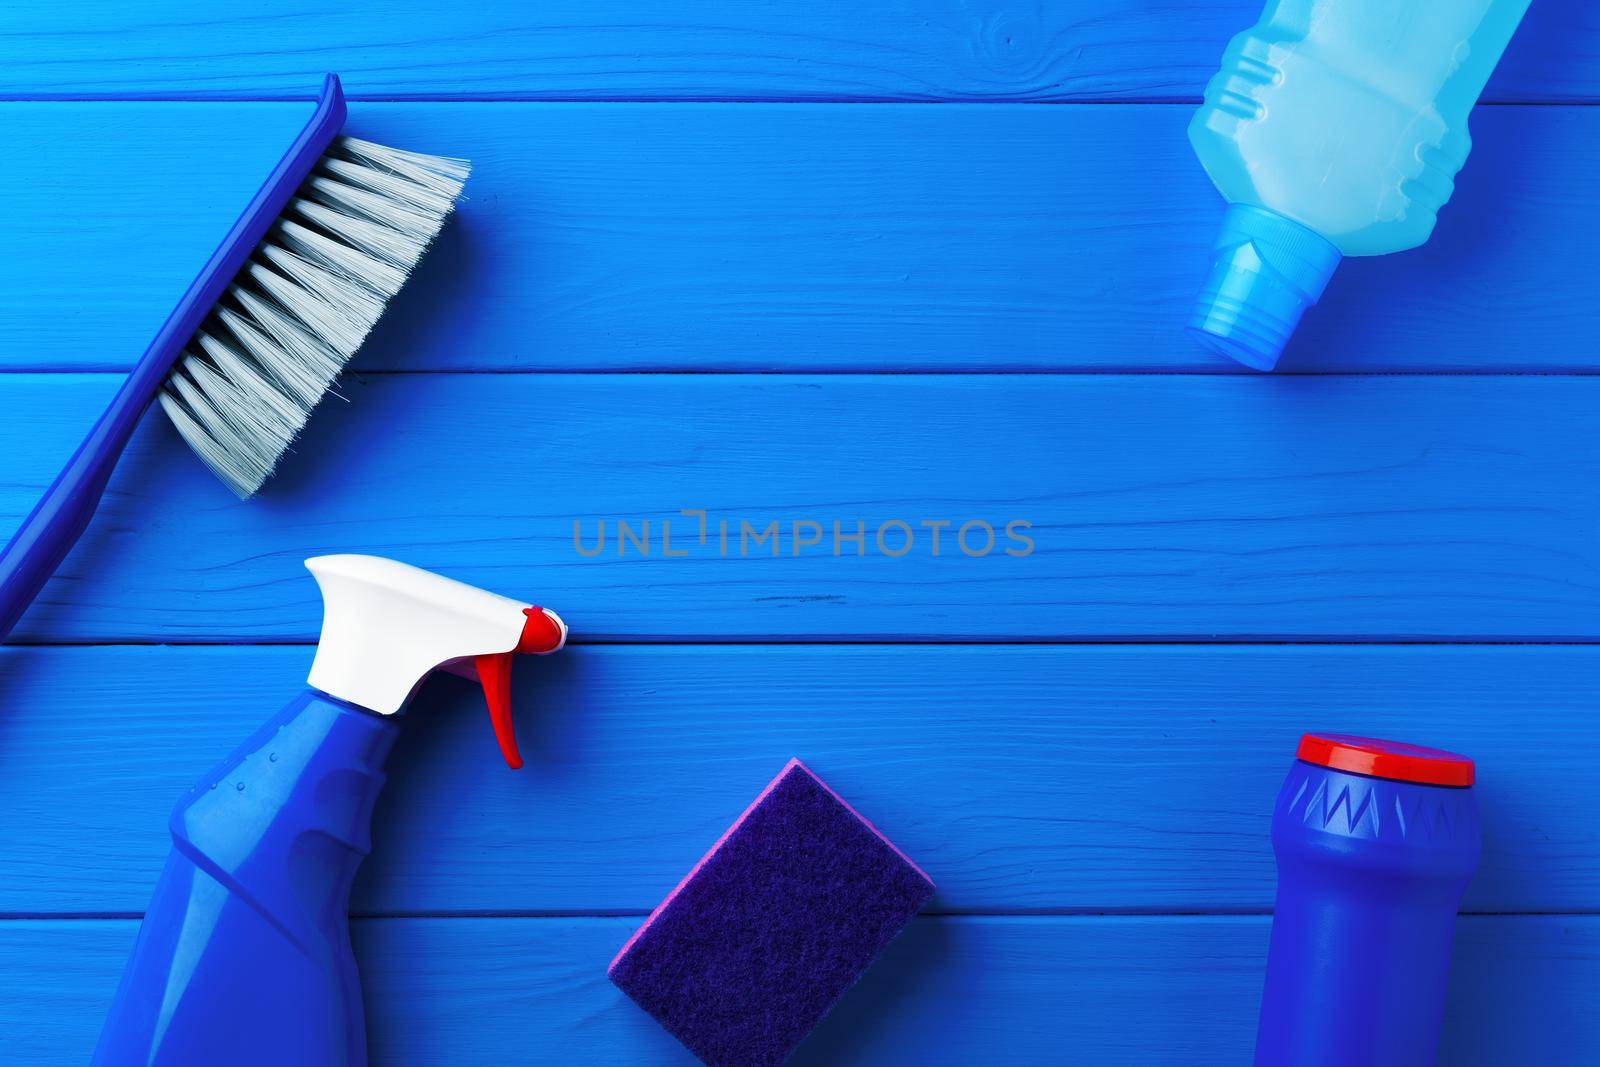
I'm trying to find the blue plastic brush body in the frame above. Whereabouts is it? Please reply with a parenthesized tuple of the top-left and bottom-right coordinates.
(0, 75, 346, 641)
(92, 690, 397, 1066)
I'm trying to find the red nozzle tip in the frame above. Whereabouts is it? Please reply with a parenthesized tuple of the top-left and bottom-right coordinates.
(517, 607, 566, 655)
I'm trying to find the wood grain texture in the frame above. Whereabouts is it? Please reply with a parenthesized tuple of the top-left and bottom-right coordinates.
(5, 6, 1596, 1060)
(6, 103, 1599, 374)
(1, 915, 1594, 1064)
(0, 644, 1591, 915)
(3, 373, 1597, 643)
(0, 0, 1589, 103)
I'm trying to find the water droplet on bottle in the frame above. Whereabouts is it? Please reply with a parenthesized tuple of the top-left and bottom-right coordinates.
(269, 752, 278, 762)
(236, 782, 246, 792)
(209, 782, 218, 791)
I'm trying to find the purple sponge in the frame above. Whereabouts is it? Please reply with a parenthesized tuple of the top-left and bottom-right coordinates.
(608, 758, 935, 1066)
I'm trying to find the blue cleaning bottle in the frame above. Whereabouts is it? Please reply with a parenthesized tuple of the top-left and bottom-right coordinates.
(1189, 0, 1532, 370)
(1255, 733, 1479, 1066)
(92, 555, 567, 1066)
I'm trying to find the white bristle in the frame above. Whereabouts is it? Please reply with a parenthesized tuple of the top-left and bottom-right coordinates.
(338, 137, 471, 199)
(222, 291, 344, 398)
(292, 198, 428, 269)
(215, 306, 329, 409)
(196, 333, 309, 432)
(306, 176, 443, 244)
(161, 365, 275, 494)
(274, 219, 407, 298)
(322, 158, 461, 218)
(245, 261, 379, 356)
(159, 135, 470, 497)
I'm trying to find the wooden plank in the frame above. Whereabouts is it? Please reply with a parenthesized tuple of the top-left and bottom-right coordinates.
(0, 1, 1589, 103)
(5, 103, 1599, 374)
(3, 373, 1598, 643)
(2, 915, 1593, 1064)
(0, 644, 1590, 915)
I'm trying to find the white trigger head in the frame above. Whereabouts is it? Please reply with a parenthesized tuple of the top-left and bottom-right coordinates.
(304, 554, 540, 715)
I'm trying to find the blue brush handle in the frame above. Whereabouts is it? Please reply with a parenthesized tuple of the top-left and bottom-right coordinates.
(93, 689, 400, 1067)
(0, 371, 175, 640)
(0, 74, 346, 643)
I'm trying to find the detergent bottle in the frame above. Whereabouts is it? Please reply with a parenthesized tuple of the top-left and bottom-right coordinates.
(1189, 0, 1531, 370)
(1255, 733, 1480, 1066)
(92, 555, 567, 1067)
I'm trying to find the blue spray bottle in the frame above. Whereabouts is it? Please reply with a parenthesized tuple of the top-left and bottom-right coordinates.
(92, 555, 567, 1066)
(1189, 0, 1532, 370)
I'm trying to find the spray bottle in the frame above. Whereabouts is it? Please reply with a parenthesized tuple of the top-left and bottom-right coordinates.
(91, 555, 567, 1066)
(1189, 0, 1532, 370)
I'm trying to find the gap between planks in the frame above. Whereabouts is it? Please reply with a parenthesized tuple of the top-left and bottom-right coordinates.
(0, 96, 1593, 106)
(0, 910, 1592, 922)
(8, 638, 1600, 648)
(4, 368, 1599, 378)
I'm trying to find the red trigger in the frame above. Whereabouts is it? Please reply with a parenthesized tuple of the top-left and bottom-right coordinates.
(473, 607, 564, 770)
(473, 652, 522, 769)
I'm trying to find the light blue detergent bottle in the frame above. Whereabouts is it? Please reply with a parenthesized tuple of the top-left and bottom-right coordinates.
(92, 555, 567, 1066)
(1189, 0, 1531, 370)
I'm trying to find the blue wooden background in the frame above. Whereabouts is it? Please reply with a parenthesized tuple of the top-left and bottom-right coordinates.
(2, 3, 1598, 1063)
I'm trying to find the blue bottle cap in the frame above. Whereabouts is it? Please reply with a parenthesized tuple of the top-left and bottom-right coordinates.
(1188, 204, 1341, 371)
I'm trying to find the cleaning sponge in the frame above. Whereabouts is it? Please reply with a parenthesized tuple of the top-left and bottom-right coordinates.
(608, 758, 935, 1066)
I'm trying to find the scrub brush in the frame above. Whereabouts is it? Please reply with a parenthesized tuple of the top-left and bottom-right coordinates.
(0, 74, 466, 640)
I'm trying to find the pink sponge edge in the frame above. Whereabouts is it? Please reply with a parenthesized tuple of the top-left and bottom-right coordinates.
(608, 757, 931, 973)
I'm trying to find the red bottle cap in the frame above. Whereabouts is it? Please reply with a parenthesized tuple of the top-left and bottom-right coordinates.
(1296, 733, 1473, 787)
